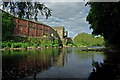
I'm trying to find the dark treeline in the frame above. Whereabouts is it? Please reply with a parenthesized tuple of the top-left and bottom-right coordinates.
(86, 2, 120, 80)
(86, 2, 120, 49)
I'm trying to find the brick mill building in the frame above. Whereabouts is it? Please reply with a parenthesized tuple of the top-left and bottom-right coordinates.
(1, 9, 69, 45)
(13, 18, 59, 39)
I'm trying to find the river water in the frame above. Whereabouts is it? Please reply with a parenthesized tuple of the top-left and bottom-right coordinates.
(2, 47, 106, 80)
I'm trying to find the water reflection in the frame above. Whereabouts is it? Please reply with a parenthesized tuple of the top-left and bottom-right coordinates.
(2, 48, 67, 79)
(2, 47, 106, 79)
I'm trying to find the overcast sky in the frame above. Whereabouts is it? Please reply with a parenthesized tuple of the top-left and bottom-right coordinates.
(38, 2, 92, 38)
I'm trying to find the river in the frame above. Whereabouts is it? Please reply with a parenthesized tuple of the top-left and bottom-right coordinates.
(2, 47, 113, 80)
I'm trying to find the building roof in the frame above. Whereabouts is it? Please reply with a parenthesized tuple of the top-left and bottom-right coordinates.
(66, 37, 72, 40)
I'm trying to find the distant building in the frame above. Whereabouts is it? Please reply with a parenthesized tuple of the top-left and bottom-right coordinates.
(51, 26, 68, 43)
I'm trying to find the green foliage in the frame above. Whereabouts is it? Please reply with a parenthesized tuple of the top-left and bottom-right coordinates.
(2, 2, 52, 20)
(44, 44, 53, 47)
(33, 44, 39, 48)
(2, 42, 11, 48)
(28, 37, 41, 46)
(11, 43, 21, 48)
(86, 2, 120, 48)
(74, 33, 104, 46)
(2, 36, 60, 49)
(11, 42, 29, 48)
(21, 43, 29, 48)
(53, 39, 59, 44)
(52, 39, 59, 47)
(53, 44, 59, 47)
(67, 44, 73, 46)
(2, 12, 15, 41)
(2, 41, 29, 48)
(27, 37, 59, 48)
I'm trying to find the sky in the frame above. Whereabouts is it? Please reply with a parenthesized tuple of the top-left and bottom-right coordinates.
(37, 2, 92, 38)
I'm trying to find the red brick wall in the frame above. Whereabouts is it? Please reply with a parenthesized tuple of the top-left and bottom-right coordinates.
(13, 18, 19, 35)
(13, 18, 51, 37)
(30, 28, 36, 36)
(18, 25, 26, 36)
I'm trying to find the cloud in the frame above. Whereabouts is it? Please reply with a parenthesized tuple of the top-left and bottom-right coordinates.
(38, 2, 92, 38)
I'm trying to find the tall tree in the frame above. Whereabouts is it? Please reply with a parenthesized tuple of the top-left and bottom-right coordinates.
(2, 2, 52, 21)
(86, 2, 120, 48)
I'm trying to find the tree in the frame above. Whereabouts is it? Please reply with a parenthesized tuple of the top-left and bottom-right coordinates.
(2, 2, 52, 21)
(86, 2, 120, 48)
(2, 12, 15, 41)
(74, 33, 104, 46)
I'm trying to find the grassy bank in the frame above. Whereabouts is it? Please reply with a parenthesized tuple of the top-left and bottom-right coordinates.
(1, 36, 61, 50)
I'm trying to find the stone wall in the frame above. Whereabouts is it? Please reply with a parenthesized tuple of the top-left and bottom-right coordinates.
(51, 26, 68, 41)
(51, 26, 68, 45)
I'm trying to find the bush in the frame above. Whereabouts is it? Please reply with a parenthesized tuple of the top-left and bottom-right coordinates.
(11, 42, 22, 48)
(53, 44, 59, 47)
(34, 44, 39, 48)
(46, 44, 53, 47)
(67, 44, 73, 46)
(53, 39, 59, 44)
(2, 41, 12, 48)
(2, 41, 30, 48)
(21, 43, 29, 48)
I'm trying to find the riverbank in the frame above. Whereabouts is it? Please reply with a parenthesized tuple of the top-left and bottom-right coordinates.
(82, 47, 120, 53)
(0, 46, 102, 51)
(0, 46, 64, 51)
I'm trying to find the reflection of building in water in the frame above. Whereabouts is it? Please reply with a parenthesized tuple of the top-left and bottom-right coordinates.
(2, 48, 68, 79)
(55, 48, 67, 67)
(2, 49, 60, 79)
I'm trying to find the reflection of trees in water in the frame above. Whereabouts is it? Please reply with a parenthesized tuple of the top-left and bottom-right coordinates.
(88, 52, 120, 80)
(2, 48, 67, 79)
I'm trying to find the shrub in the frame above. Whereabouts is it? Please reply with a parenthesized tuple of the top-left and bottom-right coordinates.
(67, 44, 73, 46)
(34, 44, 39, 48)
(2, 41, 12, 48)
(11, 43, 21, 48)
(46, 44, 53, 47)
(21, 43, 29, 48)
(53, 44, 59, 47)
